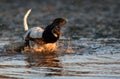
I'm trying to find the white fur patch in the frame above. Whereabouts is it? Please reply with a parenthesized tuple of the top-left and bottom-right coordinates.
(24, 27, 44, 39)
(53, 33, 58, 37)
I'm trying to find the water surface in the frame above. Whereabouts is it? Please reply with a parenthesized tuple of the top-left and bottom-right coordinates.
(0, 38, 120, 79)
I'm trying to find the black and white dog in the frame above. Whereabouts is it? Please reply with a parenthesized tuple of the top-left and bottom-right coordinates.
(23, 9, 67, 47)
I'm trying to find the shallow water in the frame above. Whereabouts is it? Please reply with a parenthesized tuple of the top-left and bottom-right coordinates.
(0, 38, 120, 79)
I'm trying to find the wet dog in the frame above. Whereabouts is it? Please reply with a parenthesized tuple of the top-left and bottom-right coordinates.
(23, 9, 67, 48)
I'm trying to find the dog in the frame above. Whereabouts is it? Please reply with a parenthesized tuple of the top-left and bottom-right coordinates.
(23, 9, 67, 48)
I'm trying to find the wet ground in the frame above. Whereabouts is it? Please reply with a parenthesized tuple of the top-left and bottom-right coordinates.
(0, 0, 120, 79)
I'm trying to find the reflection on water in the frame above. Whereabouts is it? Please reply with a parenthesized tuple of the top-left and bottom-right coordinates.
(0, 53, 64, 78)
(25, 53, 63, 76)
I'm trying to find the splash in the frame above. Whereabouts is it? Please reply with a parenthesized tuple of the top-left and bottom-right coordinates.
(2, 38, 74, 54)
(23, 43, 57, 53)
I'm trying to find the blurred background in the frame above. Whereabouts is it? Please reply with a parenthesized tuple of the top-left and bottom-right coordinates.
(0, 0, 120, 39)
(0, 1, 120, 79)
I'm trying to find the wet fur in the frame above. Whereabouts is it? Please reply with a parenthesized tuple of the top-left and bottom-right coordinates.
(23, 9, 67, 47)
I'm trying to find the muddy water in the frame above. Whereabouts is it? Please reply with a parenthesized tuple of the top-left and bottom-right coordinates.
(0, 38, 120, 79)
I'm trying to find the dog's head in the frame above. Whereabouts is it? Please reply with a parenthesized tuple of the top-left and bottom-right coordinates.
(52, 18, 67, 26)
(42, 18, 67, 43)
(51, 18, 67, 37)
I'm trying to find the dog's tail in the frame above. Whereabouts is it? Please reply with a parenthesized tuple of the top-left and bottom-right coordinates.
(23, 9, 32, 31)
